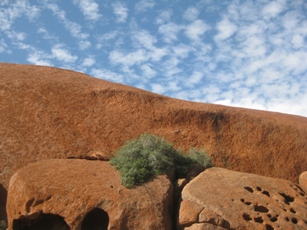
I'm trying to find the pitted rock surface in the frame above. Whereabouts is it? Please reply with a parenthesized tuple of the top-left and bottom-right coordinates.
(179, 167, 307, 230)
(6, 159, 173, 230)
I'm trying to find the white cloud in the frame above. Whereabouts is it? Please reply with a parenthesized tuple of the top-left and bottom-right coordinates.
(98, 31, 118, 41)
(240, 36, 266, 57)
(112, 2, 128, 23)
(282, 10, 301, 30)
(0, 1, 40, 32)
(141, 64, 156, 78)
(214, 18, 237, 41)
(109, 49, 149, 67)
(149, 47, 168, 62)
(172, 44, 192, 59)
(74, 0, 102, 21)
(51, 44, 78, 63)
(25, 4, 40, 21)
(0, 39, 9, 53)
(151, 83, 167, 94)
(135, 0, 155, 12)
(37, 27, 59, 42)
(291, 34, 304, 48)
(155, 10, 172, 25)
(132, 30, 156, 50)
(82, 57, 96, 67)
(185, 20, 210, 41)
(6, 31, 27, 41)
(183, 7, 199, 21)
(44, 2, 89, 40)
(186, 71, 203, 87)
(27, 50, 52, 66)
(91, 68, 124, 83)
(262, 0, 285, 19)
(0, 0, 9, 6)
(162, 57, 182, 77)
(96, 31, 119, 49)
(158, 22, 182, 43)
(151, 81, 181, 95)
(79, 40, 91, 50)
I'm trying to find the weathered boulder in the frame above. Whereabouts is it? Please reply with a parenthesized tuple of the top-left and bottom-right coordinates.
(299, 171, 307, 192)
(179, 167, 307, 230)
(6, 159, 173, 230)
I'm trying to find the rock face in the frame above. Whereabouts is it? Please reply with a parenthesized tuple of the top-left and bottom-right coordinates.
(1, 63, 307, 215)
(179, 167, 307, 230)
(6, 159, 173, 230)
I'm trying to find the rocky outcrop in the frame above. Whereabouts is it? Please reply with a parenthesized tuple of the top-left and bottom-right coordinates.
(6, 159, 173, 230)
(179, 167, 307, 230)
(1, 63, 307, 215)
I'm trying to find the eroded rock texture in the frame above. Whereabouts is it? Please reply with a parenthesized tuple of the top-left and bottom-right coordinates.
(179, 168, 307, 230)
(6, 159, 173, 230)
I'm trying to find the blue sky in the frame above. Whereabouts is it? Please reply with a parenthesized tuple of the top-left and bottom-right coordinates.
(1, 0, 307, 117)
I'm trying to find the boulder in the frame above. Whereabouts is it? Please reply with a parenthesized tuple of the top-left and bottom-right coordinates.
(299, 171, 307, 191)
(179, 167, 307, 230)
(6, 159, 173, 230)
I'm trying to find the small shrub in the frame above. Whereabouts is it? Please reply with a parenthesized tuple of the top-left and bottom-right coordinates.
(186, 148, 212, 168)
(110, 133, 212, 188)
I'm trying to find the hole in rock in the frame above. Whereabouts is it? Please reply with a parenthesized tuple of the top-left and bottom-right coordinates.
(266, 224, 274, 230)
(285, 217, 289, 222)
(267, 214, 272, 218)
(13, 213, 69, 230)
(279, 192, 294, 205)
(244, 201, 252, 205)
(256, 187, 262, 191)
(291, 217, 298, 224)
(240, 199, 245, 203)
(81, 208, 109, 230)
(254, 205, 269, 213)
(270, 216, 278, 222)
(242, 213, 252, 221)
(262, 191, 270, 197)
(289, 208, 296, 214)
(254, 216, 263, 223)
(244, 186, 254, 193)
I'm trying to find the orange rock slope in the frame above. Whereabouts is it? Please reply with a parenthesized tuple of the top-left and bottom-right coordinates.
(1, 62, 307, 189)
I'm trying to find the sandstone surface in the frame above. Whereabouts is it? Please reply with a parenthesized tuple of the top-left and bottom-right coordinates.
(1, 63, 307, 217)
(6, 159, 173, 230)
(299, 171, 307, 191)
(179, 167, 307, 230)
